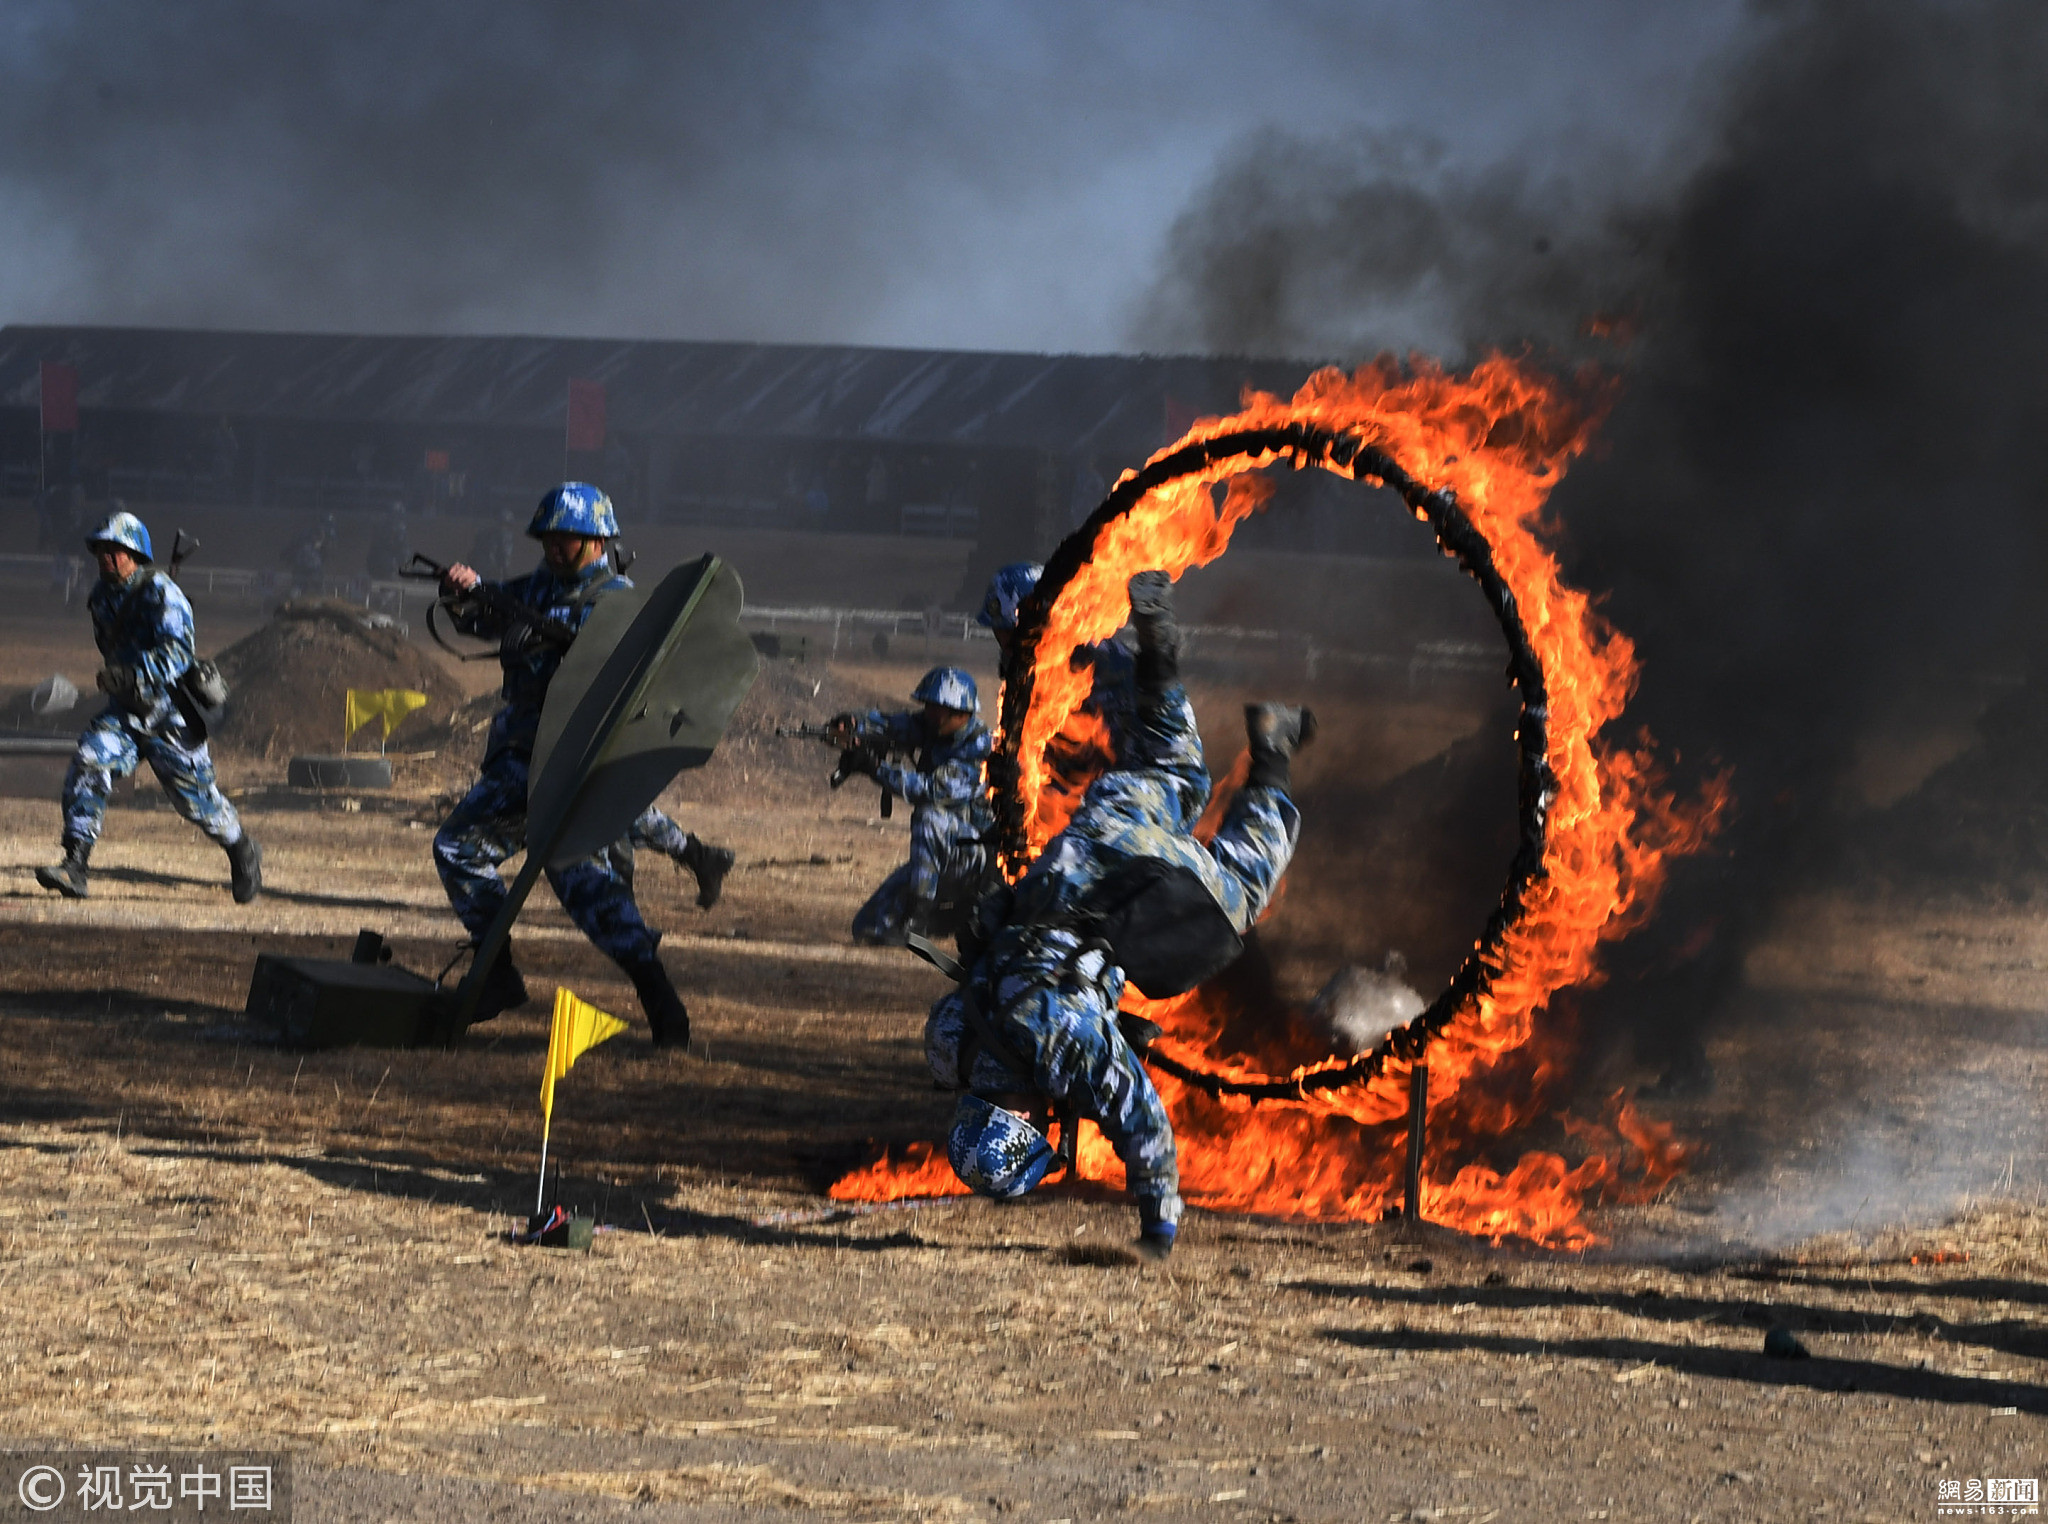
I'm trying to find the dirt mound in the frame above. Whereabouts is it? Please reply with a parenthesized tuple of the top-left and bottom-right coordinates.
(210, 599, 465, 760)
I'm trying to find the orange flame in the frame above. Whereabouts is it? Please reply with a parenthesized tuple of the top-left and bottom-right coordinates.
(832, 355, 1725, 1245)
(828, 1140, 969, 1203)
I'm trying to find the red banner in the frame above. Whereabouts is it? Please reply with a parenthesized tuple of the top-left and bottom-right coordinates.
(565, 379, 606, 453)
(40, 361, 77, 433)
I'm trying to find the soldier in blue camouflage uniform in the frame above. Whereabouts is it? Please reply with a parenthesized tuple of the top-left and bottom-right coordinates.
(36, 511, 262, 903)
(927, 571, 1313, 1258)
(836, 666, 993, 946)
(979, 560, 1138, 797)
(431, 483, 691, 1046)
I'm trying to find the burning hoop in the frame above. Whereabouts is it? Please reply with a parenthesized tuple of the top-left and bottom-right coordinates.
(838, 359, 1720, 1244)
(995, 420, 1550, 1098)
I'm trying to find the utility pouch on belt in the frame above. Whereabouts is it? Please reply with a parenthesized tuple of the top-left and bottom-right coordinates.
(1080, 856, 1243, 999)
(173, 657, 230, 739)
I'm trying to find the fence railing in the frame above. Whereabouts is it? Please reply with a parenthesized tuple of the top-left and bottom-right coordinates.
(0, 556, 1504, 685)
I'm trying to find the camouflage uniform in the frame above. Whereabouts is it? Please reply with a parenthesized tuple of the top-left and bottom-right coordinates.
(924, 682, 1299, 1233)
(1041, 635, 1138, 802)
(851, 707, 994, 944)
(62, 567, 244, 852)
(982, 560, 1140, 786)
(609, 806, 719, 893)
(626, 807, 695, 861)
(432, 560, 660, 968)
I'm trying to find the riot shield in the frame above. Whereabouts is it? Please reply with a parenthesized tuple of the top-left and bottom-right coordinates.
(444, 555, 758, 1030)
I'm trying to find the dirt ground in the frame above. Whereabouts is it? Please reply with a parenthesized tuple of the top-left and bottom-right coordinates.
(4, 596, 2048, 1521)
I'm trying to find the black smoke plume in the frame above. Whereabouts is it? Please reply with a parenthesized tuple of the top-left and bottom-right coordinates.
(1134, 0, 2048, 1088)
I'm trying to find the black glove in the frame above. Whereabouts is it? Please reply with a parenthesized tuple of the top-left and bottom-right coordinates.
(96, 665, 140, 707)
(837, 743, 880, 779)
(1117, 1013, 1164, 1054)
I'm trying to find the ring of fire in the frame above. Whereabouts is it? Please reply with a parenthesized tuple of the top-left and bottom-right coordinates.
(998, 419, 1550, 1097)
(834, 359, 1722, 1245)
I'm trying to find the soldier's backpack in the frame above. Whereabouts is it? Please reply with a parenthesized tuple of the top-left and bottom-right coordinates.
(1079, 855, 1243, 999)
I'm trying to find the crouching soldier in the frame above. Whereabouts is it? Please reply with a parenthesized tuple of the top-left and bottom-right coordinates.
(37, 511, 262, 903)
(837, 666, 994, 947)
(431, 483, 691, 1046)
(924, 571, 1312, 1257)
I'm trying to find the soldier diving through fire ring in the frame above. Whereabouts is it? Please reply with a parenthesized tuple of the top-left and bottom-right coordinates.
(36, 511, 262, 904)
(833, 665, 994, 947)
(924, 570, 1313, 1258)
(431, 483, 694, 1046)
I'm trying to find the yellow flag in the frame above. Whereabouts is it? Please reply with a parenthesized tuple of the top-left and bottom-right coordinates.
(344, 687, 428, 742)
(540, 987, 629, 1127)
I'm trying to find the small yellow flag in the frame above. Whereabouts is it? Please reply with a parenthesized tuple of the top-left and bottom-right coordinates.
(344, 687, 428, 743)
(540, 987, 629, 1128)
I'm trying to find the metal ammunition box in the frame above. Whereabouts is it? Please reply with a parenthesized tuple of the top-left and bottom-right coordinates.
(246, 954, 447, 1049)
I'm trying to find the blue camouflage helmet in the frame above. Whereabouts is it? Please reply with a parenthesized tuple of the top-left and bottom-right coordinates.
(84, 510, 153, 562)
(977, 561, 1044, 632)
(527, 482, 619, 540)
(912, 665, 979, 713)
(947, 1094, 1057, 1199)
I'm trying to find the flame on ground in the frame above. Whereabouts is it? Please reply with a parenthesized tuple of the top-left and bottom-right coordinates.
(831, 356, 1726, 1245)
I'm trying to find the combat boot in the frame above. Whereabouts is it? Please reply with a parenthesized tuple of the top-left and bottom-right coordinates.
(678, 836, 735, 910)
(628, 958, 691, 1050)
(225, 833, 263, 905)
(1135, 1192, 1181, 1262)
(1245, 703, 1318, 791)
(469, 943, 530, 1025)
(1126, 570, 1180, 688)
(35, 838, 92, 899)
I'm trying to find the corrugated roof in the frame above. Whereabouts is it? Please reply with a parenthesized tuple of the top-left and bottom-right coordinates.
(0, 325, 1315, 456)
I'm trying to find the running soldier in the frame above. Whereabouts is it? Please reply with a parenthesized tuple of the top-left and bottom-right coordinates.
(431, 483, 691, 1046)
(36, 511, 262, 903)
(835, 666, 993, 946)
(925, 571, 1312, 1258)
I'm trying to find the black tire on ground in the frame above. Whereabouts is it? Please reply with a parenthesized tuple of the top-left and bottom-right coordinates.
(286, 755, 394, 790)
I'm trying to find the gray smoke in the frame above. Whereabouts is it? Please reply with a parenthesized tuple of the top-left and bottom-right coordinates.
(0, 2, 1741, 350)
(1131, 125, 1656, 363)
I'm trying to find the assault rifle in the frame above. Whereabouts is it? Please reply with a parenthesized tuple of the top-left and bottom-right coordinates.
(401, 552, 581, 660)
(776, 720, 896, 818)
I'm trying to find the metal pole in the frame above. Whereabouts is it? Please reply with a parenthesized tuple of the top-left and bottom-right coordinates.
(1402, 1062, 1429, 1224)
(535, 1118, 551, 1216)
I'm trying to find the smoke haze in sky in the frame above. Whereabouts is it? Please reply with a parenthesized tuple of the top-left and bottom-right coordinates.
(0, 1, 1745, 352)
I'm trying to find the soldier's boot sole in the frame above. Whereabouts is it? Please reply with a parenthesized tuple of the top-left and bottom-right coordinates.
(35, 862, 89, 899)
(468, 951, 531, 1026)
(686, 843, 735, 910)
(227, 835, 263, 905)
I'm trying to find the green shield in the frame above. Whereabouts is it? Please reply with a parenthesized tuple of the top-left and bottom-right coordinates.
(527, 554, 759, 868)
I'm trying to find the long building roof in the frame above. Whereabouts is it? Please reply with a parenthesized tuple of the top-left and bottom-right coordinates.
(0, 325, 1316, 456)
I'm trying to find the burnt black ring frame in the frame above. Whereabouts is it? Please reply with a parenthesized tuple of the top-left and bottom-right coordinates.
(993, 422, 1556, 1102)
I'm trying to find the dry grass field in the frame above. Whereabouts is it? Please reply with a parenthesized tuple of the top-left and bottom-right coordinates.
(3, 594, 2048, 1521)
